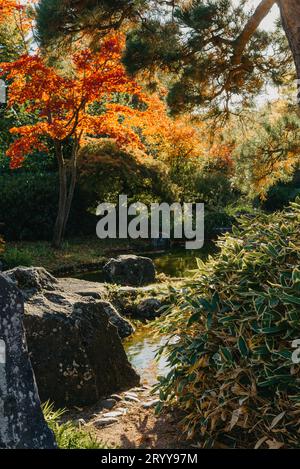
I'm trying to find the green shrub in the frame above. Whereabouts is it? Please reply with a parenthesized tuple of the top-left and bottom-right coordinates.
(43, 402, 107, 450)
(169, 158, 240, 207)
(78, 141, 178, 207)
(204, 211, 234, 238)
(0, 171, 95, 241)
(158, 200, 300, 449)
(1, 247, 33, 269)
(258, 178, 300, 212)
(0, 172, 59, 241)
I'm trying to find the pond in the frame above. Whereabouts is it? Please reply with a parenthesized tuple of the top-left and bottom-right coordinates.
(75, 241, 217, 282)
(123, 326, 171, 385)
(74, 242, 217, 383)
(150, 241, 217, 278)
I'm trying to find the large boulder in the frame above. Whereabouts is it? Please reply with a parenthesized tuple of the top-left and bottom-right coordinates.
(98, 301, 134, 338)
(4, 268, 139, 408)
(104, 255, 156, 287)
(5, 267, 58, 293)
(0, 274, 56, 449)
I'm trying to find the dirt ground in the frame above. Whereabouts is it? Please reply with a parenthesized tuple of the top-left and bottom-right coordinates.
(68, 386, 191, 450)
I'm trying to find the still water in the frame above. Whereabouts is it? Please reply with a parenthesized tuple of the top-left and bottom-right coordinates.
(123, 327, 170, 385)
(76, 241, 217, 282)
(150, 242, 217, 278)
(76, 243, 217, 382)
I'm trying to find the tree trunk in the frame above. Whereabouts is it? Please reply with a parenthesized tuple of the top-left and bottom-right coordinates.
(61, 138, 79, 238)
(278, 0, 300, 82)
(52, 141, 78, 249)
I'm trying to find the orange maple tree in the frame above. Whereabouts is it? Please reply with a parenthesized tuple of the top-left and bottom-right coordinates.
(0, 0, 17, 19)
(0, 32, 148, 247)
(0, 0, 36, 53)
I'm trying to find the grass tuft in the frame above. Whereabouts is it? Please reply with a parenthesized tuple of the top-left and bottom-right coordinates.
(43, 402, 107, 449)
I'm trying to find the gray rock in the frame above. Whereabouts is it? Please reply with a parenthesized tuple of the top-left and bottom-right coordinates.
(99, 301, 134, 339)
(142, 400, 160, 409)
(104, 410, 127, 418)
(4, 267, 140, 407)
(5, 267, 58, 294)
(110, 394, 123, 402)
(0, 261, 3, 272)
(58, 278, 106, 300)
(58, 279, 133, 338)
(124, 395, 140, 403)
(94, 417, 118, 428)
(0, 274, 56, 449)
(136, 298, 163, 320)
(104, 255, 156, 287)
(101, 399, 117, 410)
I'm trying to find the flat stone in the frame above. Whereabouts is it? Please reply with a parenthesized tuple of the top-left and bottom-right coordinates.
(142, 400, 160, 409)
(104, 410, 127, 418)
(110, 394, 123, 402)
(124, 395, 140, 403)
(101, 399, 117, 410)
(124, 392, 138, 398)
(94, 418, 118, 428)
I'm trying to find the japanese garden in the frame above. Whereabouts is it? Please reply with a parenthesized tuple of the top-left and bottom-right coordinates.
(1, 0, 300, 453)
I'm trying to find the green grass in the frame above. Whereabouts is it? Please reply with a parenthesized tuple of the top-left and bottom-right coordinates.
(2, 236, 147, 272)
(43, 402, 107, 449)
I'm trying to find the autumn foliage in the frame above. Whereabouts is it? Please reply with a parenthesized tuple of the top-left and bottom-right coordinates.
(1, 34, 146, 168)
(0, 0, 17, 19)
(0, 32, 152, 246)
(0, 3, 231, 247)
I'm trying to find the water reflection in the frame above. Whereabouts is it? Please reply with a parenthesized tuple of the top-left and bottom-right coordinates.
(124, 329, 170, 385)
(75, 242, 217, 282)
(151, 242, 216, 278)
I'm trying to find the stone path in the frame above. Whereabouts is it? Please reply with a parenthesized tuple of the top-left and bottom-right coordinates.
(68, 385, 190, 449)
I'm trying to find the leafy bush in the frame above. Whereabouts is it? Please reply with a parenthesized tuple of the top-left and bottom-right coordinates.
(169, 157, 239, 208)
(78, 141, 178, 207)
(158, 200, 300, 449)
(43, 402, 107, 449)
(258, 174, 300, 212)
(0, 172, 59, 241)
(204, 211, 234, 238)
(0, 172, 95, 241)
(1, 247, 33, 269)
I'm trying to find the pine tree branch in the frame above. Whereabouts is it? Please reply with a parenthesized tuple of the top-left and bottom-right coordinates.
(232, 0, 276, 66)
